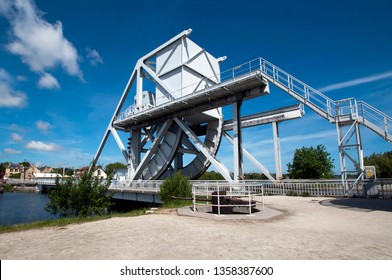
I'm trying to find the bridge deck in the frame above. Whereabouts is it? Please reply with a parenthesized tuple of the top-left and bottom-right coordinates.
(114, 71, 268, 130)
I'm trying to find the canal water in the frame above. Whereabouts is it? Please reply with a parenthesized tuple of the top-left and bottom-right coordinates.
(0, 192, 57, 226)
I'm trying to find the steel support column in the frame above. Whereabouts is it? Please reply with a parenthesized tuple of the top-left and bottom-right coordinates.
(272, 121, 283, 180)
(233, 100, 244, 180)
(128, 129, 141, 179)
(336, 121, 364, 193)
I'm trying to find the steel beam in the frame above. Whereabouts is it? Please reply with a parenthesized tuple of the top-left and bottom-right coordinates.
(223, 132, 275, 181)
(130, 120, 173, 180)
(174, 117, 232, 181)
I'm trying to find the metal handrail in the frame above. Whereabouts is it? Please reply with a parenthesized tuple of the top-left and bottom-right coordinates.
(107, 179, 392, 198)
(114, 57, 392, 141)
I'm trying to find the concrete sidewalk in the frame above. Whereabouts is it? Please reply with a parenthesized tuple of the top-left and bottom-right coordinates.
(1, 196, 391, 259)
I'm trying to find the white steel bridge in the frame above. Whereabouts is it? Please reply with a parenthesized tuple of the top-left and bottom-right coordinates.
(93, 29, 392, 197)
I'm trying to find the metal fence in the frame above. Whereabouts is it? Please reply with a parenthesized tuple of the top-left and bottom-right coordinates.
(108, 178, 392, 199)
(192, 181, 264, 215)
(110, 180, 163, 191)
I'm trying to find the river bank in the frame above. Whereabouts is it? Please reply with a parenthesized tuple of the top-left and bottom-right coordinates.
(0, 183, 38, 192)
(1, 196, 392, 259)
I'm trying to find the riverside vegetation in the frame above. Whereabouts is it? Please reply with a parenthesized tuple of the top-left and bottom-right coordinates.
(0, 170, 192, 234)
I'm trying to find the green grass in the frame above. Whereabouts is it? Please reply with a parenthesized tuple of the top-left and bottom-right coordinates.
(0, 208, 148, 234)
(0, 200, 195, 235)
(161, 199, 193, 208)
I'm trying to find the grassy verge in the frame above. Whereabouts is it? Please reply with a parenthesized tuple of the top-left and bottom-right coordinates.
(161, 200, 193, 208)
(0, 200, 193, 235)
(0, 208, 147, 235)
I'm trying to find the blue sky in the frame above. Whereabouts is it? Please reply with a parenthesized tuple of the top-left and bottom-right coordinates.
(1, 0, 392, 175)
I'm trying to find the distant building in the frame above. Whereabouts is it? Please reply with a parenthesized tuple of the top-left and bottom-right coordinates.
(24, 166, 41, 180)
(74, 166, 107, 179)
(113, 168, 127, 181)
(40, 166, 53, 173)
(33, 172, 62, 179)
(4, 163, 23, 179)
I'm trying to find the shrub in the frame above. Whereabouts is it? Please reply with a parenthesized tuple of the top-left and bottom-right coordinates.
(159, 171, 192, 205)
(286, 190, 298, 196)
(301, 192, 310, 197)
(45, 167, 112, 218)
(1, 184, 14, 192)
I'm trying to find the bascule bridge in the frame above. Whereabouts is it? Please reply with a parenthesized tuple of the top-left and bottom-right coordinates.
(93, 29, 392, 197)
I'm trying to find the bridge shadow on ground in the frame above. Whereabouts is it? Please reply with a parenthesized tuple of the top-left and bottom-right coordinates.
(320, 198, 392, 213)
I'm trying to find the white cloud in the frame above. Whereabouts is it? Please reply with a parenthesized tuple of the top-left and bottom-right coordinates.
(16, 75, 27, 81)
(86, 48, 103, 66)
(0, 0, 82, 79)
(35, 120, 52, 133)
(280, 130, 336, 144)
(4, 148, 22, 154)
(319, 71, 392, 92)
(0, 68, 12, 82)
(37, 73, 60, 89)
(26, 140, 61, 151)
(0, 83, 28, 108)
(7, 123, 25, 132)
(11, 133, 23, 142)
(0, 68, 27, 108)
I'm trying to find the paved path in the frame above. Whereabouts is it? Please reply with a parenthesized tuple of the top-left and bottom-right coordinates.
(1, 196, 391, 259)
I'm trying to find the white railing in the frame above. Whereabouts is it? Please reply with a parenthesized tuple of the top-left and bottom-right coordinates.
(357, 101, 392, 140)
(260, 180, 347, 196)
(257, 58, 337, 119)
(108, 179, 344, 196)
(108, 179, 392, 198)
(192, 181, 264, 215)
(115, 57, 392, 142)
(110, 180, 163, 191)
(6, 178, 35, 184)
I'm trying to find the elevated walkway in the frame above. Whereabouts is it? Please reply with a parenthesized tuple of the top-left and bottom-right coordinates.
(114, 69, 269, 130)
(115, 56, 391, 142)
(256, 58, 392, 142)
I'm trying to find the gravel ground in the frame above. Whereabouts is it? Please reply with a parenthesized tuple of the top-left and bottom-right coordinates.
(1, 196, 391, 260)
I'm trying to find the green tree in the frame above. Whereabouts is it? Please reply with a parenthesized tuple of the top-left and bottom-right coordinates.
(64, 168, 74, 177)
(287, 144, 334, 179)
(19, 161, 31, 168)
(159, 171, 192, 204)
(198, 170, 225, 180)
(364, 151, 392, 178)
(0, 162, 7, 178)
(105, 162, 127, 176)
(245, 172, 269, 180)
(45, 167, 112, 218)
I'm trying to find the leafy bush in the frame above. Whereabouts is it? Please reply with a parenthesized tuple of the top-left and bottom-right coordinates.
(159, 171, 192, 205)
(45, 167, 112, 218)
(1, 184, 14, 192)
(301, 192, 310, 197)
(286, 190, 298, 196)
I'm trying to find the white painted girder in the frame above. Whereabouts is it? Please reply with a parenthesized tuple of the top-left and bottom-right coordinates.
(174, 117, 232, 181)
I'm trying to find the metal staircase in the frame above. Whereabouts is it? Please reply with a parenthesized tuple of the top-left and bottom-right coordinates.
(242, 57, 392, 142)
(220, 57, 392, 191)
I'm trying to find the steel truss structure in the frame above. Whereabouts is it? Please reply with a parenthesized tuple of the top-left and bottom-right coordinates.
(93, 29, 392, 185)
